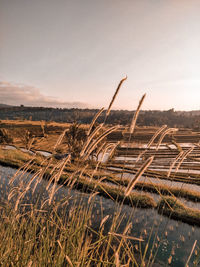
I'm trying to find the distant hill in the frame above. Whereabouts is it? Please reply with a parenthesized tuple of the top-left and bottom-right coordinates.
(0, 103, 13, 108)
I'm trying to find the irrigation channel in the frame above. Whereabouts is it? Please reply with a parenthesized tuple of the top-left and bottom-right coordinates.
(1, 142, 200, 265)
(0, 162, 200, 266)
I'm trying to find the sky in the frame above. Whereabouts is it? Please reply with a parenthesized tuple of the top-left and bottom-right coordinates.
(1, 0, 200, 110)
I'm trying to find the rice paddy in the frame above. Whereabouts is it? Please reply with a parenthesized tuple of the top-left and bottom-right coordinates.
(1, 86, 200, 266)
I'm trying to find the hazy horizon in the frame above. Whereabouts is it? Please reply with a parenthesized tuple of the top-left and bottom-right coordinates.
(1, 0, 200, 111)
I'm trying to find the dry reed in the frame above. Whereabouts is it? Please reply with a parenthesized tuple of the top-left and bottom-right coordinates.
(106, 76, 127, 117)
(136, 125, 167, 162)
(80, 123, 104, 157)
(124, 156, 154, 197)
(175, 146, 194, 173)
(167, 151, 184, 177)
(156, 128, 178, 151)
(129, 94, 146, 134)
(87, 107, 104, 136)
(84, 125, 119, 158)
(100, 215, 110, 228)
(87, 191, 99, 204)
(48, 155, 71, 204)
(147, 125, 167, 148)
(185, 240, 197, 267)
(108, 232, 144, 241)
(53, 129, 67, 151)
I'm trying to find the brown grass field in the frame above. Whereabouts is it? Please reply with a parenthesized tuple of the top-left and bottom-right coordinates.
(1, 104, 200, 265)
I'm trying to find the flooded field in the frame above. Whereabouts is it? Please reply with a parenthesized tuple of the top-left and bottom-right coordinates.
(1, 123, 200, 266)
(0, 165, 200, 266)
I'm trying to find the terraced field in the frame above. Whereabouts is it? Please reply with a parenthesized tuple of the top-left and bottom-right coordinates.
(1, 121, 200, 266)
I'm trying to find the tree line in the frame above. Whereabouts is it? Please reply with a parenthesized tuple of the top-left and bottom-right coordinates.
(0, 106, 200, 129)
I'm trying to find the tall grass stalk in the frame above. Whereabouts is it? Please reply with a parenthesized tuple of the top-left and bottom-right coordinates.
(84, 125, 119, 159)
(185, 240, 197, 267)
(80, 123, 104, 157)
(2, 80, 200, 266)
(106, 76, 127, 117)
(124, 156, 154, 197)
(175, 146, 194, 173)
(136, 124, 167, 162)
(155, 127, 178, 151)
(87, 107, 105, 136)
(167, 151, 184, 177)
(130, 94, 146, 134)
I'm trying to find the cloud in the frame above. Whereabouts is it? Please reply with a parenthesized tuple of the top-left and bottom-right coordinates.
(0, 81, 89, 108)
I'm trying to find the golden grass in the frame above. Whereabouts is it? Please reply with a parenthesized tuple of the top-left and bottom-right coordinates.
(158, 196, 200, 226)
(124, 156, 154, 197)
(129, 94, 146, 134)
(0, 119, 72, 128)
(0, 147, 35, 168)
(106, 76, 127, 117)
(0, 147, 156, 208)
(155, 127, 178, 150)
(87, 107, 104, 136)
(1, 85, 200, 266)
(136, 125, 167, 162)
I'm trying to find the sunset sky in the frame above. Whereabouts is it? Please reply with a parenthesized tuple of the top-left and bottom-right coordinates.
(1, 0, 200, 110)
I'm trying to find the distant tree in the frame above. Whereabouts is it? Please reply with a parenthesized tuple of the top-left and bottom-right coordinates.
(63, 122, 107, 162)
(64, 123, 87, 161)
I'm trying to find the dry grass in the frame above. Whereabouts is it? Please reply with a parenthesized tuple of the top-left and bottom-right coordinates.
(1, 82, 200, 266)
(158, 196, 200, 226)
(124, 156, 154, 197)
(106, 76, 127, 117)
(129, 94, 146, 134)
(0, 119, 72, 128)
(0, 147, 36, 168)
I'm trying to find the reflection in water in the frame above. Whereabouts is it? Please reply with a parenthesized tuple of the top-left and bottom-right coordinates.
(36, 150, 52, 157)
(2, 145, 17, 150)
(2, 145, 52, 157)
(0, 166, 199, 266)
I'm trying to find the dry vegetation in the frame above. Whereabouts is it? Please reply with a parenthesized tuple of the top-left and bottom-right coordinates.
(0, 78, 200, 266)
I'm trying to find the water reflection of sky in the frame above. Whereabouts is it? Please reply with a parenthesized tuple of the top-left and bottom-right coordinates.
(0, 166, 200, 266)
